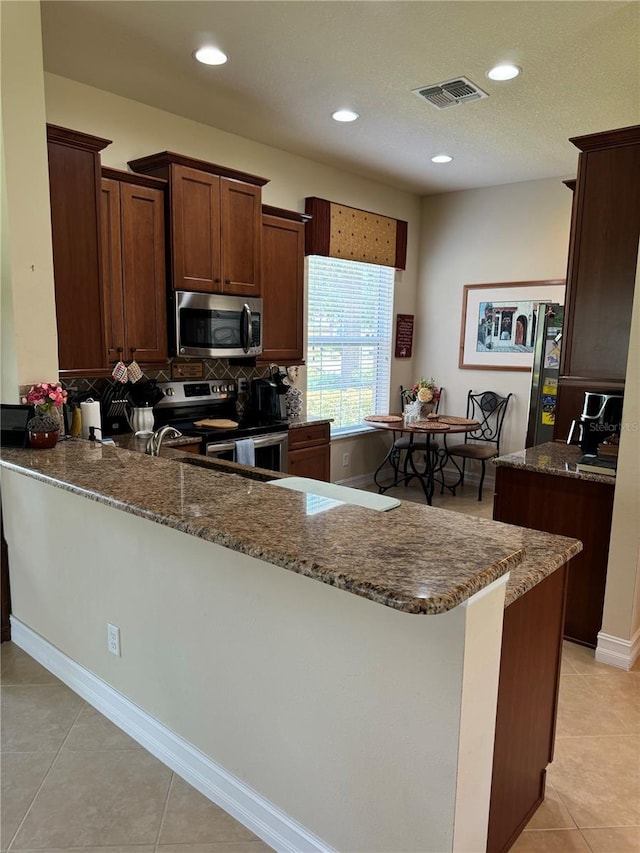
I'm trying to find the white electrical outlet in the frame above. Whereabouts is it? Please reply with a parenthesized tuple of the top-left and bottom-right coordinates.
(107, 623, 121, 656)
(342, 452, 350, 467)
(238, 378, 248, 394)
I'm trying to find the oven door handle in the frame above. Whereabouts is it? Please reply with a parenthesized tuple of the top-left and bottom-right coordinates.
(205, 440, 237, 455)
(251, 432, 288, 449)
(206, 432, 288, 457)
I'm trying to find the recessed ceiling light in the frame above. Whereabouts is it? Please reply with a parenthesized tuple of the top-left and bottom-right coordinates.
(431, 154, 453, 164)
(487, 63, 521, 81)
(194, 46, 228, 66)
(332, 109, 359, 123)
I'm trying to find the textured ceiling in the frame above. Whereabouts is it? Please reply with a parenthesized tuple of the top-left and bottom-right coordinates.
(41, 0, 640, 195)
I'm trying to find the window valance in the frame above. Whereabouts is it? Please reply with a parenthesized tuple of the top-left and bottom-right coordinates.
(304, 197, 407, 270)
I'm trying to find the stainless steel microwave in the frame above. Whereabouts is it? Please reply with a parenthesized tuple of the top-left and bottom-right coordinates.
(175, 291, 263, 359)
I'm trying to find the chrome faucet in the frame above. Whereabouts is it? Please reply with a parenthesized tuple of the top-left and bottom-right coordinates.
(145, 425, 183, 456)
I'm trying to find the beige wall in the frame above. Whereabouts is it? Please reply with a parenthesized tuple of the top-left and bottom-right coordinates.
(0, 0, 58, 397)
(417, 179, 573, 457)
(601, 249, 640, 644)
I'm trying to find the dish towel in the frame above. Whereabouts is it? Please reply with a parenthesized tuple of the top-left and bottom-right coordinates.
(234, 438, 255, 466)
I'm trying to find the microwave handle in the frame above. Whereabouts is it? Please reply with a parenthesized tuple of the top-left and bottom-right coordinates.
(241, 304, 251, 353)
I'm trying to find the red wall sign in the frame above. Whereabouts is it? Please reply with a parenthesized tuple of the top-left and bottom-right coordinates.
(395, 313, 414, 358)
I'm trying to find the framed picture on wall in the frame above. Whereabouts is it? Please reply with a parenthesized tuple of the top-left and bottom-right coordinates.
(459, 280, 565, 371)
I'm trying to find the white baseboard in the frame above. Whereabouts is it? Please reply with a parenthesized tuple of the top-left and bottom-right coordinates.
(596, 627, 640, 670)
(10, 618, 334, 853)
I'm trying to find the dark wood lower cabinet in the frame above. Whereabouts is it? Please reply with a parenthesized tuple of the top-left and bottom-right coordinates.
(493, 465, 614, 647)
(488, 566, 568, 853)
(287, 423, 330, 481)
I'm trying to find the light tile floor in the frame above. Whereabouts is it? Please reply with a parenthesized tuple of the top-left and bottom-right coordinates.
(0, 642, 271, 852)
(1, 481, 638, 852)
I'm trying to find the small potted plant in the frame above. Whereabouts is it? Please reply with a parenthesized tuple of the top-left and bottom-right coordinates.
(21, 382, 68, 448)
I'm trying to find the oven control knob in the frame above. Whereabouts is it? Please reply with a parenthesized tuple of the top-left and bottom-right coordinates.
(166, 387, 175, 396)
(211, 384, 219, 393)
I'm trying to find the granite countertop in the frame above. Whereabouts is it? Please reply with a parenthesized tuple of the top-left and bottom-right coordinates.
(493, 441, 617, 485)
(0, 441, 581, 615)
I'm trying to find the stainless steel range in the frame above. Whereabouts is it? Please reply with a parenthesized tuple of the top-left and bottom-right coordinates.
(153, 381, 289, 472)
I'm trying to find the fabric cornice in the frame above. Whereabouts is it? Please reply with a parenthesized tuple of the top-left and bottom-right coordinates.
(304, 197, 407, 270)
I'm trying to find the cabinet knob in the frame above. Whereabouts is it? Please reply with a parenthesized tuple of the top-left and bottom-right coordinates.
(214, 277, 221, 284)
(130, 346, 137, 355)
(225, 279, 231, 285)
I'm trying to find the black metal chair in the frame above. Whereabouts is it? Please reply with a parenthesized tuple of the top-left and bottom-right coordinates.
(389, 386, 444, 486)
(443, 390, 512, 501)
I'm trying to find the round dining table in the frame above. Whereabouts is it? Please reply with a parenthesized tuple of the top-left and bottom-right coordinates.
(365, 414, 481, 505)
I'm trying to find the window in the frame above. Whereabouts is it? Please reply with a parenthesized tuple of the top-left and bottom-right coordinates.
(307, 256, 394, 436)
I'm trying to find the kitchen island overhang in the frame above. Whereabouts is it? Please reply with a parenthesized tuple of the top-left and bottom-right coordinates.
(0, 443, 582, 852)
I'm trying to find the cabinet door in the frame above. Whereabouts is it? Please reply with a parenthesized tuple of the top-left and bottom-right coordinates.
(561, 145, 640, 382)
(120, 183, 168, 363)
(171, 165, 221, 292)
(220, 178, 262, 295)
(494, 466, 614, 647)
(260, 214, 304, 363)
(101, 178, 126, 365)
(48, 135, 109, 373)
(288, 445, 331, 481)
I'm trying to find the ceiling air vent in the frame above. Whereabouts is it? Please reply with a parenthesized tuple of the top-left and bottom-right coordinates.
(412, 77, 489, 110)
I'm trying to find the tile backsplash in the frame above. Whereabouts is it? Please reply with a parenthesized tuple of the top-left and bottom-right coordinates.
(57, 359, 276, 413)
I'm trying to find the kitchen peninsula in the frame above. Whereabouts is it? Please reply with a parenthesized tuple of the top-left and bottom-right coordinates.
(0, 442, 581, 853)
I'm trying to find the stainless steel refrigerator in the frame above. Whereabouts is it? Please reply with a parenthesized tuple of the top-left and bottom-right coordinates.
(525, 303, 564, 447)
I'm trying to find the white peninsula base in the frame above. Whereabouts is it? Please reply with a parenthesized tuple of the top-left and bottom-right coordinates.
(2, 469, 508, 852)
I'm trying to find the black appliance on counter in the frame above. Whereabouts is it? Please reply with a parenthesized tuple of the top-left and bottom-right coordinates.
(567, 391, 624, 456)
(0, 403, 32, 447)
(153, 381, 289, 472)
(248, 378, 287, 422)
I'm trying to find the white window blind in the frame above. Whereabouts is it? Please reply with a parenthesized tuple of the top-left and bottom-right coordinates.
(307, 256, 394, 436)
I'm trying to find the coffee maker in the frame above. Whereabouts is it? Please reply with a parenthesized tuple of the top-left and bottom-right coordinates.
(249, 378, 287, 423)
(567, 392, 624, 455)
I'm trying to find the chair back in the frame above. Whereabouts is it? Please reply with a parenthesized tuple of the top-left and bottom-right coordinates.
(400, 386, 444, 413)
(465, 391, 512, 452)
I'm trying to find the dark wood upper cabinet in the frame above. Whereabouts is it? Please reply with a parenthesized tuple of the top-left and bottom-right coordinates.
(220, 178, 263, 294)
(127, 152, 268, 297)
(101, 168, 168, 366)
(555, 124, 640, 439)
(47, 125, 112, 375)
(259, 206, 309, 365)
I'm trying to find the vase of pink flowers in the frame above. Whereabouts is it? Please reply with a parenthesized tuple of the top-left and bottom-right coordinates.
(21, 382, 68, 448)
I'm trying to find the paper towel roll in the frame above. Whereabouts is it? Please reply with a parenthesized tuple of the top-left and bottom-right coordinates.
(80, 399, 102, 440)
